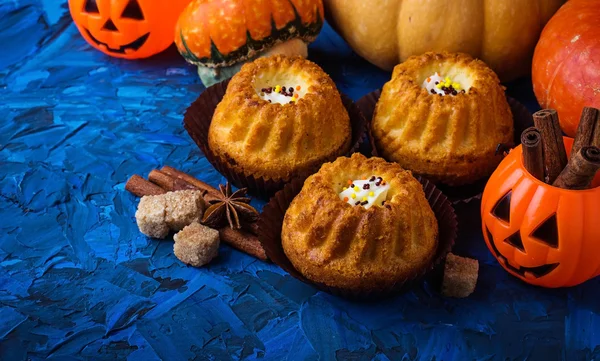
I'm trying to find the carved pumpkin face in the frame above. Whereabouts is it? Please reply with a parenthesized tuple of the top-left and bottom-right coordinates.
(68, 0, 192, 59)
(481, 137, 600, 288)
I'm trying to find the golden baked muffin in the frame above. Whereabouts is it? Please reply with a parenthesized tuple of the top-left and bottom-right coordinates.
(372, 52, 514, 186)
(208, 55, 351, 182)
(282, 153, 438, 293)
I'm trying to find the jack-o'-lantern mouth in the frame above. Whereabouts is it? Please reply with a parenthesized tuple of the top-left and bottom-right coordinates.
(84, 28, 149, 54)
(486, 227, 559, 278)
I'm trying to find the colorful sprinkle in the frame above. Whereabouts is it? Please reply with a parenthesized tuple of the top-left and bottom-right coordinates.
(339, 176, 391, 209)
(424, 73, 462, 97)
(296, 85, 301, 91)
(275, 85, 281, 93)
(347, 180, 352, 185)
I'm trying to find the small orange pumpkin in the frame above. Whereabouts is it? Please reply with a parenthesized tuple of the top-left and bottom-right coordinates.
(481, 137, 600, 288)
(175, 0, 324, 67)
(174, 0, 324, 86)
(69, 0, 191, 59)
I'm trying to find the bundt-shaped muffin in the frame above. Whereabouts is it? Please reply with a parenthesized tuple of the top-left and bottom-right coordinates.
(282, 153, 438, 293)
(208, 55, 352, 182)
(372, 52, 514, 186)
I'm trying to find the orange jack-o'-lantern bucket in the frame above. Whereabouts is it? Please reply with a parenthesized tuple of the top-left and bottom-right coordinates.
(69, 0, 191, 59)
(481, 137, 600, 288)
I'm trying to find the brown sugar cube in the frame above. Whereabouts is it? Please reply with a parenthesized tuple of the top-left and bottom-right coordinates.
(135, 195, 169, 239)
(164, 190, 207, 232)
(441, 253, 479, 298)
(173, 222, 220, 267)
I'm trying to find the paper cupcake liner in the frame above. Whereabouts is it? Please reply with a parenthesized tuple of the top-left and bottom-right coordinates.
(355, 90, 533, 204)
(183, 79, 372, 198)
(256, 175, 457, 300)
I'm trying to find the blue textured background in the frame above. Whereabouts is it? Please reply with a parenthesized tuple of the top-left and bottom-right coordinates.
(2, 1, 600, 360)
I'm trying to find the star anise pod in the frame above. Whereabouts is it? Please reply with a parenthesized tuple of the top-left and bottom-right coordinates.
(201, 183, 259, 230)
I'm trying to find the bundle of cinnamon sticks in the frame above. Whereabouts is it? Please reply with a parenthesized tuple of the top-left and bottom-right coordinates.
(522, 107, 600, 190)
(125, 167, 267, 260)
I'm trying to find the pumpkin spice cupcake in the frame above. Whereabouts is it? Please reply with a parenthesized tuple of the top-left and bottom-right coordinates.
(208, 55, 352, 184)
(372, 52, 514, 186)
(281, 153, 439, 293)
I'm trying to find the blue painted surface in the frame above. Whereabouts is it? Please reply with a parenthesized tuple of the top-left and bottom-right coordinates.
(1, 1, 600, 360)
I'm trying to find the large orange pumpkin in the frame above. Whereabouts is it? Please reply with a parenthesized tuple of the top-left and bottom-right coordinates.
(481, 137, 600, 288)
(532, 0, 600, 137)
(69, 0, 191, 59)
(324, 0, 565, 82)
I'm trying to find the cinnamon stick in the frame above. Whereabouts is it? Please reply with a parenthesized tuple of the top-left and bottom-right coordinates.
(126, 170, 267, 261)
(533, 109, 568, 183)
(572, 107, 600, 158)
(219, 227, 267, 261)
(126, 175, 166, 197)
(245, 222, 260, 237)
(553, 146, 600, 190)
(160, 166, 221, 202)
(521, 127, 545, 181)
(148, 169, 197, 192)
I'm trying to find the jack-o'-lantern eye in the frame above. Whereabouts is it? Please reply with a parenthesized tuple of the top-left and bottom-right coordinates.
(530, 214, 559, 248)
(492, 190, 511, 223)
(121, 0, 144, 20)
(83, 0, 99, 13)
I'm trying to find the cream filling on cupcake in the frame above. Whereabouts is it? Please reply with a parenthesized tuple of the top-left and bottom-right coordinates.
(339, 176, 390, 209)
(422, 72, 466, 96)
(258, 85, 303, 104)
(254, 71, 310, 105)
